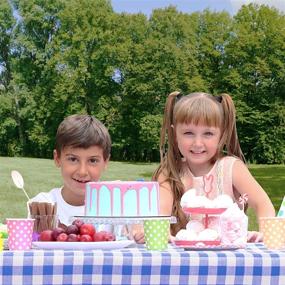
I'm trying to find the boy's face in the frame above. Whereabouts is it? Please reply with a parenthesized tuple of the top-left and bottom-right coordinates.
(54, 145, 109, 205)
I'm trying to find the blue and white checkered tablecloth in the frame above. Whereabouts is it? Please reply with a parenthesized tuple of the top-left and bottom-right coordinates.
(0, 243, 284, 285)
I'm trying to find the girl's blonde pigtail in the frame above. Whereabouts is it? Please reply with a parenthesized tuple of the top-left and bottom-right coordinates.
(153, 91, 188, 235)
(219, 93, 245, 162)
(159, 91, 180, 161)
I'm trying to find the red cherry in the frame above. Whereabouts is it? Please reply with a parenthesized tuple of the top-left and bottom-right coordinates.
(93, 231, 106, 242)
(67, 233, 78, 242)
(66, 224, 79, 235)
(56, 232, 68, 242)
(79, 234, 93, 242)
(93, 231, 116, 242)
(104, 232, 116, 241)
(52, 227, 65, 240)
(39, 230, 54, 241)
(80, 224, 95, 236)
(72, 219, 84, 229)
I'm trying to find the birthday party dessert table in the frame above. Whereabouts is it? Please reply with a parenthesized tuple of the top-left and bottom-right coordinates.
(0, 243, 284, 285)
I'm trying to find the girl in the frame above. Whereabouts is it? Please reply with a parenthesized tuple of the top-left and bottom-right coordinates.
(153, 91, 275, 242)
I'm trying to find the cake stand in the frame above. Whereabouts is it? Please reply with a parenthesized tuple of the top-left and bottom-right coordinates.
(182, 207, 226, 227)
(174, 207, 227, 248)
(70, 216, 177, 241)
(70, 215, 176, 225)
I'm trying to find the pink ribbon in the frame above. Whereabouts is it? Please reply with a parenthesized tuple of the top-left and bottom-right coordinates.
(239, 194, 248, 211)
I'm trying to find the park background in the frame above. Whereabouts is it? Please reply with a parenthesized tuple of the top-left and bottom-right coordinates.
(0, 0, 284, 228)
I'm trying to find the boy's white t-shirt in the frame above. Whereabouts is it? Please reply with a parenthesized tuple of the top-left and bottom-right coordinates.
(30, 188, 85, 226)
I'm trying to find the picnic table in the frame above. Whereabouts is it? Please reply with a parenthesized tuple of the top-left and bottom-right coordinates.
(0, 243, 284, 285)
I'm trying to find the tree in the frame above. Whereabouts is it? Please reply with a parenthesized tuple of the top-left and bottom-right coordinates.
(193, 9, 232, 94)
(221, 4, 285, 163)
(116, 7, 204, 160)
(0, 1, 284, 163)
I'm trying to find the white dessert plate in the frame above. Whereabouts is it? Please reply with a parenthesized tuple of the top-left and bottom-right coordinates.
(174, 240, 221, 246)
(32, 240, 135, 250)
(173, 240, 240, 251)
(182, 207, 227, 215)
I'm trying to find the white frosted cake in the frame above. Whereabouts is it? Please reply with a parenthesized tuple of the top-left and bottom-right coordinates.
(85, 181, 159, 216)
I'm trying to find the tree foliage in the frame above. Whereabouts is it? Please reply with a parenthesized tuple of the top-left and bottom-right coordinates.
(0, 0, 284, 163)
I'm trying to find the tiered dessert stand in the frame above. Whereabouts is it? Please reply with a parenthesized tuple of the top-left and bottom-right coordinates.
(174, 207, 227, 248)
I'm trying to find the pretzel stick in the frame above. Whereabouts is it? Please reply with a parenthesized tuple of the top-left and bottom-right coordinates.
(53, 203, 57, 226)
(38, 202, 48, 232)
(46, 203, 53, 229)
(52, 202, 57, 216)
(53, 203, 57, 227)
(31, 202, 40, 215)
(30, 202, 40, 232)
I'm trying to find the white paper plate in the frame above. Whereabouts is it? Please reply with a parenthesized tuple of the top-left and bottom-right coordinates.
(178, 245, 240, 251)
(173, 241, 240, 251)
(32, 240, 135, 250)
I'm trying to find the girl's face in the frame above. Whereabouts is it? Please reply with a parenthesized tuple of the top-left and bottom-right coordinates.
(175, 123, 221, 175)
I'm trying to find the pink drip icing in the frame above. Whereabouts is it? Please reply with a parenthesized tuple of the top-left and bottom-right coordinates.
(99, 182, 155, 216)
(96, 188, 100, 215)
(148, 188, 151, 211)
(110, 187, 113, 215)
(89, 189, 93, 214)
(118, 184, 140, 215)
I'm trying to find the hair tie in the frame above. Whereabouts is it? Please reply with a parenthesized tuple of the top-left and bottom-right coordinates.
(88, 115, 94, 122)
(215, 96, 222, 103)
(175, 92, 183, 103)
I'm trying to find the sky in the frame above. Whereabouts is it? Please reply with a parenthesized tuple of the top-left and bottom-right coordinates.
(111, 0, 285, 16)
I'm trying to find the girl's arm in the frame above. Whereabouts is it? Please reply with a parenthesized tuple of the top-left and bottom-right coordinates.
(157, 173, 174, 216)
(158, 175, 181, 242)
(232, 160, 275, 242)
(132, 173, 174, 244)
(232, 160, 275, 219)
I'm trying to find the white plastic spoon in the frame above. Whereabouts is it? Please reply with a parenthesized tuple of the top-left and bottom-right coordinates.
(11, 170, 30, 201)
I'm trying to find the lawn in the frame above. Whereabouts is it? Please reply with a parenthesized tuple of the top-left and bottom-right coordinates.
(0, 156, 284, 231)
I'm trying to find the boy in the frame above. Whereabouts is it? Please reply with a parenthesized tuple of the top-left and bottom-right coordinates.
(30, 114, 111, 226)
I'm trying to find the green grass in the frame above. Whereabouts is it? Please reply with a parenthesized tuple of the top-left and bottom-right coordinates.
(0, 156, 284, 231)
(0, 157, 158, 223)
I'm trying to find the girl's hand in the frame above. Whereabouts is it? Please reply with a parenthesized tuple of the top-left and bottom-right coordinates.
(130, 224, 145, 244)
(169, 235, 176, 243)
(247, 231, 263, 242)
(133, 232, 145, 244)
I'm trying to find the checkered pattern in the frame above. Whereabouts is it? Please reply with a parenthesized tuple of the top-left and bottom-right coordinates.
(0, 243, 284, 285)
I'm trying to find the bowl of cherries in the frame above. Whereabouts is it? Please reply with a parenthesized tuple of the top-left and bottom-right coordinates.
(39, 218, 116, 242)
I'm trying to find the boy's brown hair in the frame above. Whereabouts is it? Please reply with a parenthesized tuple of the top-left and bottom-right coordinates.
(55, 114, 111, 160)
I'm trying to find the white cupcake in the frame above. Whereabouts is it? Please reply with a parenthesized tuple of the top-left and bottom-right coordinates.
(213, 194, 233, 208)
(198, 229, 219, 241)
(176, 229, 198, 241)
(180, 188, 197, 207)
(186, 220, 205, 233)
(186, 195, 211, 208)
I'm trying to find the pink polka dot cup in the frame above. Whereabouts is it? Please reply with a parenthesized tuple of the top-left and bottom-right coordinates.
(6, 218, 35, 250)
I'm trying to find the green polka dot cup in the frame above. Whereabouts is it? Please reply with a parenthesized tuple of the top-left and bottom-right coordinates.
(143, 218, 170, 250)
